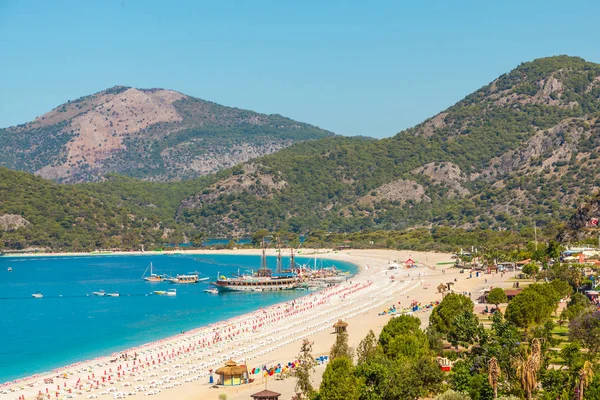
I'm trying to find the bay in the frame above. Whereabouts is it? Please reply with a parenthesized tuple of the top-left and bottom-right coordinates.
(0, 253, 356, 383)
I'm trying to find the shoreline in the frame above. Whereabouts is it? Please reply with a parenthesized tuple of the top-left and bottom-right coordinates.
(0, 249, 478, 400)
(0, 248, 338, 259)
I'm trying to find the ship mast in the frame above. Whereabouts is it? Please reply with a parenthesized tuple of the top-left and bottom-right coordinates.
(276, 236, 282, 274)
(289, 246, 295, 270)
(261, 238, 268, 270)
(257, 237, 272, 277)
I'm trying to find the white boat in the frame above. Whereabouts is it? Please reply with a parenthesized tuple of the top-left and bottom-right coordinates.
(7, 267, 12, 272)
(107, 292, 120, 297)
(153, 289, 176, 296)
(204, 288, 218, 294)
(93, 290, 106, 296)
(143, 262, 166, 282)
(32, 292, 43, 298)
(167, 273, 201, 284)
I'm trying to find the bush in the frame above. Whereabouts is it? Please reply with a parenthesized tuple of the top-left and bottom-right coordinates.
(436, 390, 472, 400)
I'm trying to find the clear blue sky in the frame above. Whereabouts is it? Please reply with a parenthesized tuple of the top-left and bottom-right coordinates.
(1, 0, 599, 138)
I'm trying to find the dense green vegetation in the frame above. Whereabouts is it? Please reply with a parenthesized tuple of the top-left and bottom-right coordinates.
(3, 56, 600, 250)
(0, 168, 209, 250)
(293, 259, 600, 399)
(178, 56, 600, 237)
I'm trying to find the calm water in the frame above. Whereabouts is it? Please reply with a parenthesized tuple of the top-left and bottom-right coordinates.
(0, 254, 356, 383)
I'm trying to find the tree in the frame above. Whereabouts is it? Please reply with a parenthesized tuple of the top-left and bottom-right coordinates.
(429, 293, 474, 334)
(379, 315, 422, 349)
(330, 329, 353, 361)
(487, 288, 508, 309)
(569, 310, 600, 355)
(578, 360, 594, 400)
(251, 229, 270, 246)
(546, 240, 563, 261)
(356, 330, 378, 365)
(294, 339, 317, 399)
(561, 293, 593, 322)
(522, 263, 539, 280)
(319, 357, 359, 400)
(505, 284, 561, 328)
(447, 311, 486, 348)
(488, 357, 501, 400)
(517, 339, 542, 400)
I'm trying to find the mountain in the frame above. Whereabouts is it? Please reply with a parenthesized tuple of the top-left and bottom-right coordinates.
(0, 86, 333, 183)
(3, 55, 600, 250)
(177, 56, 600, 237)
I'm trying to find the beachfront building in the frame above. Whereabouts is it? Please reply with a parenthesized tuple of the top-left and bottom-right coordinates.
(251, 389, 282, 400)
(333, 319, 348, 333)
(215, 359, 249, 386)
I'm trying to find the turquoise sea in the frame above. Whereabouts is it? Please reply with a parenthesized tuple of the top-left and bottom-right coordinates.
(0, 254, 356, 383)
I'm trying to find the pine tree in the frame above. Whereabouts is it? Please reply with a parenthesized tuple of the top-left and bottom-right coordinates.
(294, 339, 317, 399)
(330, 330, 353, 361)
(356, 329, 377, 365)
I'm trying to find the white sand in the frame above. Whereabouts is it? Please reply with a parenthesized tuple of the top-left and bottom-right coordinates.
(0, 249, 516, 400)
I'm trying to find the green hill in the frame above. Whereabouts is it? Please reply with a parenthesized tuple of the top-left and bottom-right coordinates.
(3, 56, 600, 250)
(178, 56, 600, 236)
(0, 168, 215, 250)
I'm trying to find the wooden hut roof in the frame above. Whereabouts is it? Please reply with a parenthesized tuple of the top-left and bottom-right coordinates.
(333, 319, 348, 328)
(251, 389, 282, 399)
(215, 360, 247, 375)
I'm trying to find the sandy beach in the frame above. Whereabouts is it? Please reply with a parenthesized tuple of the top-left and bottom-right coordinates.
(0, 248, 516, 400)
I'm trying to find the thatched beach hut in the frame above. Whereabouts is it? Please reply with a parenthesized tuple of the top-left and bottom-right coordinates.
(333, 319, 348, 333)
(251, 389, 281, 400)
(215, 359, 248, 386)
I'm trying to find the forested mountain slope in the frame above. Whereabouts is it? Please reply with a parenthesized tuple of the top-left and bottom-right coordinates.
(2, 55, 600, 250)
(0, 168, 213, 250)
(178, 56, 600, 236)
(0, 87, 333, 183)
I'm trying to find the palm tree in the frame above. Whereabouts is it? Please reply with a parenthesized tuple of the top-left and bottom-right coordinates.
(437, 283, 446, 294)
(520, 357, 537, 400)
(488, 357, 501, 399)
(578, 360, 594, 400)
(530, 338, 542, 372)
(517, 338, 543, 400)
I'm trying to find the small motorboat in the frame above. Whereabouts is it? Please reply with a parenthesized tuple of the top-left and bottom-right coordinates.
(106, 292, 120, 297)
(204, 288, 219, 294)
(154, 289, 177, 296)
(7, 267, 12, 272)
(32, 292, 43, 298)
(93, 290, 106, 296)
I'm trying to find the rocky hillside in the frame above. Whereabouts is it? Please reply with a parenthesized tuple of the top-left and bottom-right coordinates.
(559, 191, 600, 243)
(3, 55, 600, 250)
(0, 87, 333, 183)
(178, 56, 600, 236)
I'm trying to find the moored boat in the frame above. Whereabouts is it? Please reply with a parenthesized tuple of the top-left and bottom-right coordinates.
(154, 289, 177, 296)
(142, 262, 166, 282)
(167, 272, 202, 284)
(204, 288, 219, 294)
(210, 273, 299, 292)
(106, 292, 120, 297)
(32, 292, 43, 298)
(93, 290, 106, 296)
(7, 267, 12, 272)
